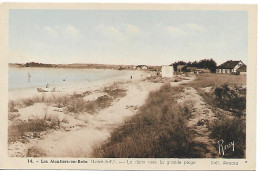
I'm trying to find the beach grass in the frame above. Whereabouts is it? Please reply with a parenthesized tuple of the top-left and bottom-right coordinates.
(186, 73, 246, 158)
(11, 82, 126, 114)
(93, 73, 246, 158)
(93, 84, 202, 158)
(8, 82, 127, 145)
(8, 116, 60, 144)
(187, 73, 246, 89)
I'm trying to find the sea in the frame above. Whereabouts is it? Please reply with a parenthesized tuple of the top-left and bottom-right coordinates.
(8, 67, 136, 91)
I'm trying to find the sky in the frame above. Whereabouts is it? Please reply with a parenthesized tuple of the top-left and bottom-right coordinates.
(9, 10, 248, 66)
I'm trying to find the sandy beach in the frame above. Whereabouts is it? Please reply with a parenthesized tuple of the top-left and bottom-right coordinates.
(8, 69, 163, 157)
(8, 68, 197, 157)
(8, 69, 149, 101)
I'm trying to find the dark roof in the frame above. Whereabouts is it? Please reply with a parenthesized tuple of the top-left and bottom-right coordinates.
(217, 60, 241, 69)
(136, 65, 147, 67)
(237, 65, 247, 72)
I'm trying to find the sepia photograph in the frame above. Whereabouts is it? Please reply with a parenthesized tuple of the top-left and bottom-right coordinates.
(0, 2, 257, 170)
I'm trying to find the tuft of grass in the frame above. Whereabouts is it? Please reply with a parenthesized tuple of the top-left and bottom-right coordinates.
(27, 147, 46, 157)
(103, 84, 126, 99)
(8, 117, 60, 144)
(8, 101, 18, 112)
(210, 116, 246, 158)
(8, 113, 20, 121)
(22, 99, 34, 107)
(93, 84, 201, 158)
(15, 83, 126, 115)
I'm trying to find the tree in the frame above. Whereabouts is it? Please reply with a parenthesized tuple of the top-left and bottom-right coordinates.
(170, 58, 217, 73)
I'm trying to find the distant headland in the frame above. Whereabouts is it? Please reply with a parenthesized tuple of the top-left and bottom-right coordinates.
(9, 62, 161, 70)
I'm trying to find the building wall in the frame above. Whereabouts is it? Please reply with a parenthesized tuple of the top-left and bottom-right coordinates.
(233, 62, 243, 72)
(162, 66, 174, 78)
(217, 68, 235, 74)
(226, 69, 230, 73)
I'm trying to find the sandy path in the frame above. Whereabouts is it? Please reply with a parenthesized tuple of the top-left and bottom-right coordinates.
(27, 81, 162, 157)
(177, 87, 219, 158)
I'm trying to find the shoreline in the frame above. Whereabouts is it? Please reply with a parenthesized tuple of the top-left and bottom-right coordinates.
(9, 63, 161, 71)
(9, 70, 150, 101)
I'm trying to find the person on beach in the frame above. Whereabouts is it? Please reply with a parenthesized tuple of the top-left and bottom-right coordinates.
(27, 73, 31, 82)
(131, 76, 132, 79)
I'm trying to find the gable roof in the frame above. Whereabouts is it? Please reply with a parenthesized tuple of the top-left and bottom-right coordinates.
(136, 65, 147, 67)
(217, 60, 241, 69)
(237, 64, 247, 72)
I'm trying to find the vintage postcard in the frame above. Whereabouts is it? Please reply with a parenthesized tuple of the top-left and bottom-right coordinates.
(0, 3, 257, 170)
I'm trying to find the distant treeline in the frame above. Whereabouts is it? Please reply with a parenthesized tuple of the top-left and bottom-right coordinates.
(171, 58, 217, 73)
(11, 62, 159, 70)
(24, 62, 56, 68)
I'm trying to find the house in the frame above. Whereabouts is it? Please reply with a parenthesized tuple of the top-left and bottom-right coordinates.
(136, 65, 148, 70)
(161, 65, 174, 78)
(216, 60, 246, 74)
(236, 64, 247, 75)
(186, 67, 197, 72)
(177, 65, 185, 72)
(118, 66, 125, 70)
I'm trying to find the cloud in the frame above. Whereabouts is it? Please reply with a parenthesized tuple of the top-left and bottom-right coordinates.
(167, 23, 207, 36)
(125, 24, 140, 36)
(98, 23, 140, 40)
(43, 26, 59, 37)
(185, 23, 207, 32)
(63, 25, 79, 36)
(36, 24, 80, 37)
(167, 26, 186, 36)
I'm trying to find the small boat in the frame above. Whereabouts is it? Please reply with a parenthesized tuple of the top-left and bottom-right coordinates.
(37, 87, 56, 92)
(37, 88, 48, 92)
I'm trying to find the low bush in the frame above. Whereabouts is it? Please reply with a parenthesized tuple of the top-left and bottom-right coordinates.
(214, 84, 246, 116)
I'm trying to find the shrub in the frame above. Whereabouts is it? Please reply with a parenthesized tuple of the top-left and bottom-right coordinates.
(214, 85, 246, 116)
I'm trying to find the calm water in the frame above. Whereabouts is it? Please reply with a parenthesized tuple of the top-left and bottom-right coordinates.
(9, 67, 133, 90)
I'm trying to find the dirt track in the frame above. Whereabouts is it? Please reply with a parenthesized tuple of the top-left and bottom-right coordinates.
(177, 87, 219, 157)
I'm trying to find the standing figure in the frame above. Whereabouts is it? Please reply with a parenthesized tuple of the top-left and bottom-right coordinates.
(28, 73, 31, 82)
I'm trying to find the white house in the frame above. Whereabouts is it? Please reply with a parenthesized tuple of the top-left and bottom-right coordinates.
(161, 65, 174, 78)
(136, 65, 148, 70)
(216, 60, 246, 74)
